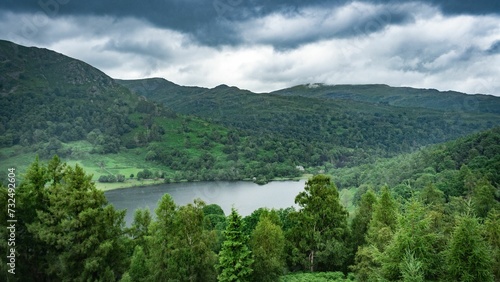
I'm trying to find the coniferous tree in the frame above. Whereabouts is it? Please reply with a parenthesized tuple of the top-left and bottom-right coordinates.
(128, 246, 148, 282)
(350, 189, 378, 255)
(11, 156, 51, 281)
(128, 208, 152, 253)
(28, 161, 128, 281)
(368, 185, 399, 249)
(288, 174, 350, 272)
(445, 214, 494, 282)
(472, 178, 499, 218)
(352, 185, 398, 282)
(400, 249, 424, 282)
(484, 208, 500, 281)
(148, 194, 177, 281)
(217, 208, 254, 282)
(380, 199, 444, 281)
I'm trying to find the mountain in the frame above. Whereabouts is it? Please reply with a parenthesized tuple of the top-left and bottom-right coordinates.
(271, 83, 500, 114)
(0, 39, 139, 149)
(0, 41, 301, 183)
(117, 78, 500, 168)
(1, 39, 499, 186)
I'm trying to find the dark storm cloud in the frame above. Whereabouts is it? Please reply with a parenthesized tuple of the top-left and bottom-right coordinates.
(487, 40, 500, 54)
(0, 0, 499, 95)
(1, 0, 499, 47)
(102, 38, 173, 60)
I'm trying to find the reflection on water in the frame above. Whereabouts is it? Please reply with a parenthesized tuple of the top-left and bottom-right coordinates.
(105, 180, 305, 224)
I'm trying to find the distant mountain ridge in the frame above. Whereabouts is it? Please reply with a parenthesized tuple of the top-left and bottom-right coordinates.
(271, 83, 500, 114)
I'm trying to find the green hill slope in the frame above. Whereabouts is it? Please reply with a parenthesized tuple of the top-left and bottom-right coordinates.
(0, 41, 302, 185)
(117, 78, 500, 169)
(2, 40, 499, 188)
(331, 126, 500, 202)
(0, 39, 139, 148)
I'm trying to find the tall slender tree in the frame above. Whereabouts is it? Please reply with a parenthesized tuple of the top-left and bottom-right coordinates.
(148, 193, 177, 281)
(350, 189, 378, 255)
(352, 185, 398, 282)
(445, 214, 494, 282)
(217, 208, 254, 282)
(484, 208, 500, 281)
(288, 174, 350, 272)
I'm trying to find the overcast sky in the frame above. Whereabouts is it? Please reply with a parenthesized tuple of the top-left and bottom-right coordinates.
(1, 0, 499, 95)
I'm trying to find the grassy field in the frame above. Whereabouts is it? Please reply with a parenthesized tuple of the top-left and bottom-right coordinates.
(0, 140, 170, 190)
(0, 141, 314, 191)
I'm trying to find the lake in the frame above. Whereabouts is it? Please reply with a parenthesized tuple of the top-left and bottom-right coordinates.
(105, 179, 306, 224)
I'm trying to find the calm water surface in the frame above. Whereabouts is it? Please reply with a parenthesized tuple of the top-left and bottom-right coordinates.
(105, 180, 306, 224)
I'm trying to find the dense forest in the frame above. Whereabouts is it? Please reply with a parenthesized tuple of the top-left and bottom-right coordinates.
(119, 78, 500, 169)
(1, 148, 498, 281)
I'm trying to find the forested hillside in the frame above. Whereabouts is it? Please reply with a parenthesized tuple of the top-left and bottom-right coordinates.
(4, 40, 499, 186)
(272, 83, 500, 114)
(0, 41, 303, 184)
(328, 126, 499, 213)
(0, 40, 140, 148)
(118, 78, 500, 169)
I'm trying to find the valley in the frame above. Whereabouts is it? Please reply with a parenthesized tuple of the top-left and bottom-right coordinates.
(0, 40, 499, 282)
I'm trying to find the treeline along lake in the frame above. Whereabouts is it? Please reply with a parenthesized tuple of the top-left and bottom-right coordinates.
(104, 180, 306, 224)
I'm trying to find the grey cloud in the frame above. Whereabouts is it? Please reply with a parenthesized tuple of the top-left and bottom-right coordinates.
(238, 4, 416, 49)
(1, 0, 499, 47)
(101, 39, 173, 60)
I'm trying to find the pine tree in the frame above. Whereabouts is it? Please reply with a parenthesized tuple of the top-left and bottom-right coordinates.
(288, 174, 350, 272)
(352, 185, 398, 282)
(380, 199, 444, 281)
(28, 162, 128, 281)
(446, 214, 494, 282)
(350, 189, 377, 254)
(128, 246, 148, 282)
(217, 208, 254, 282)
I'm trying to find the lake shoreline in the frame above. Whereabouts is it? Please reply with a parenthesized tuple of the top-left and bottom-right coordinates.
(96, 174, 312, 192)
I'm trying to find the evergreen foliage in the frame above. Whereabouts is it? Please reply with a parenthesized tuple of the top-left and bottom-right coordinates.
(445, 214, 494, 282)
(287, 175, 350, 272)
(217, 208, 254, 282)
(352, 186, 398, 281)
(350, 189, 377, 257)
(3, 156, 129, 281)
(380, 199, 444, 281)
